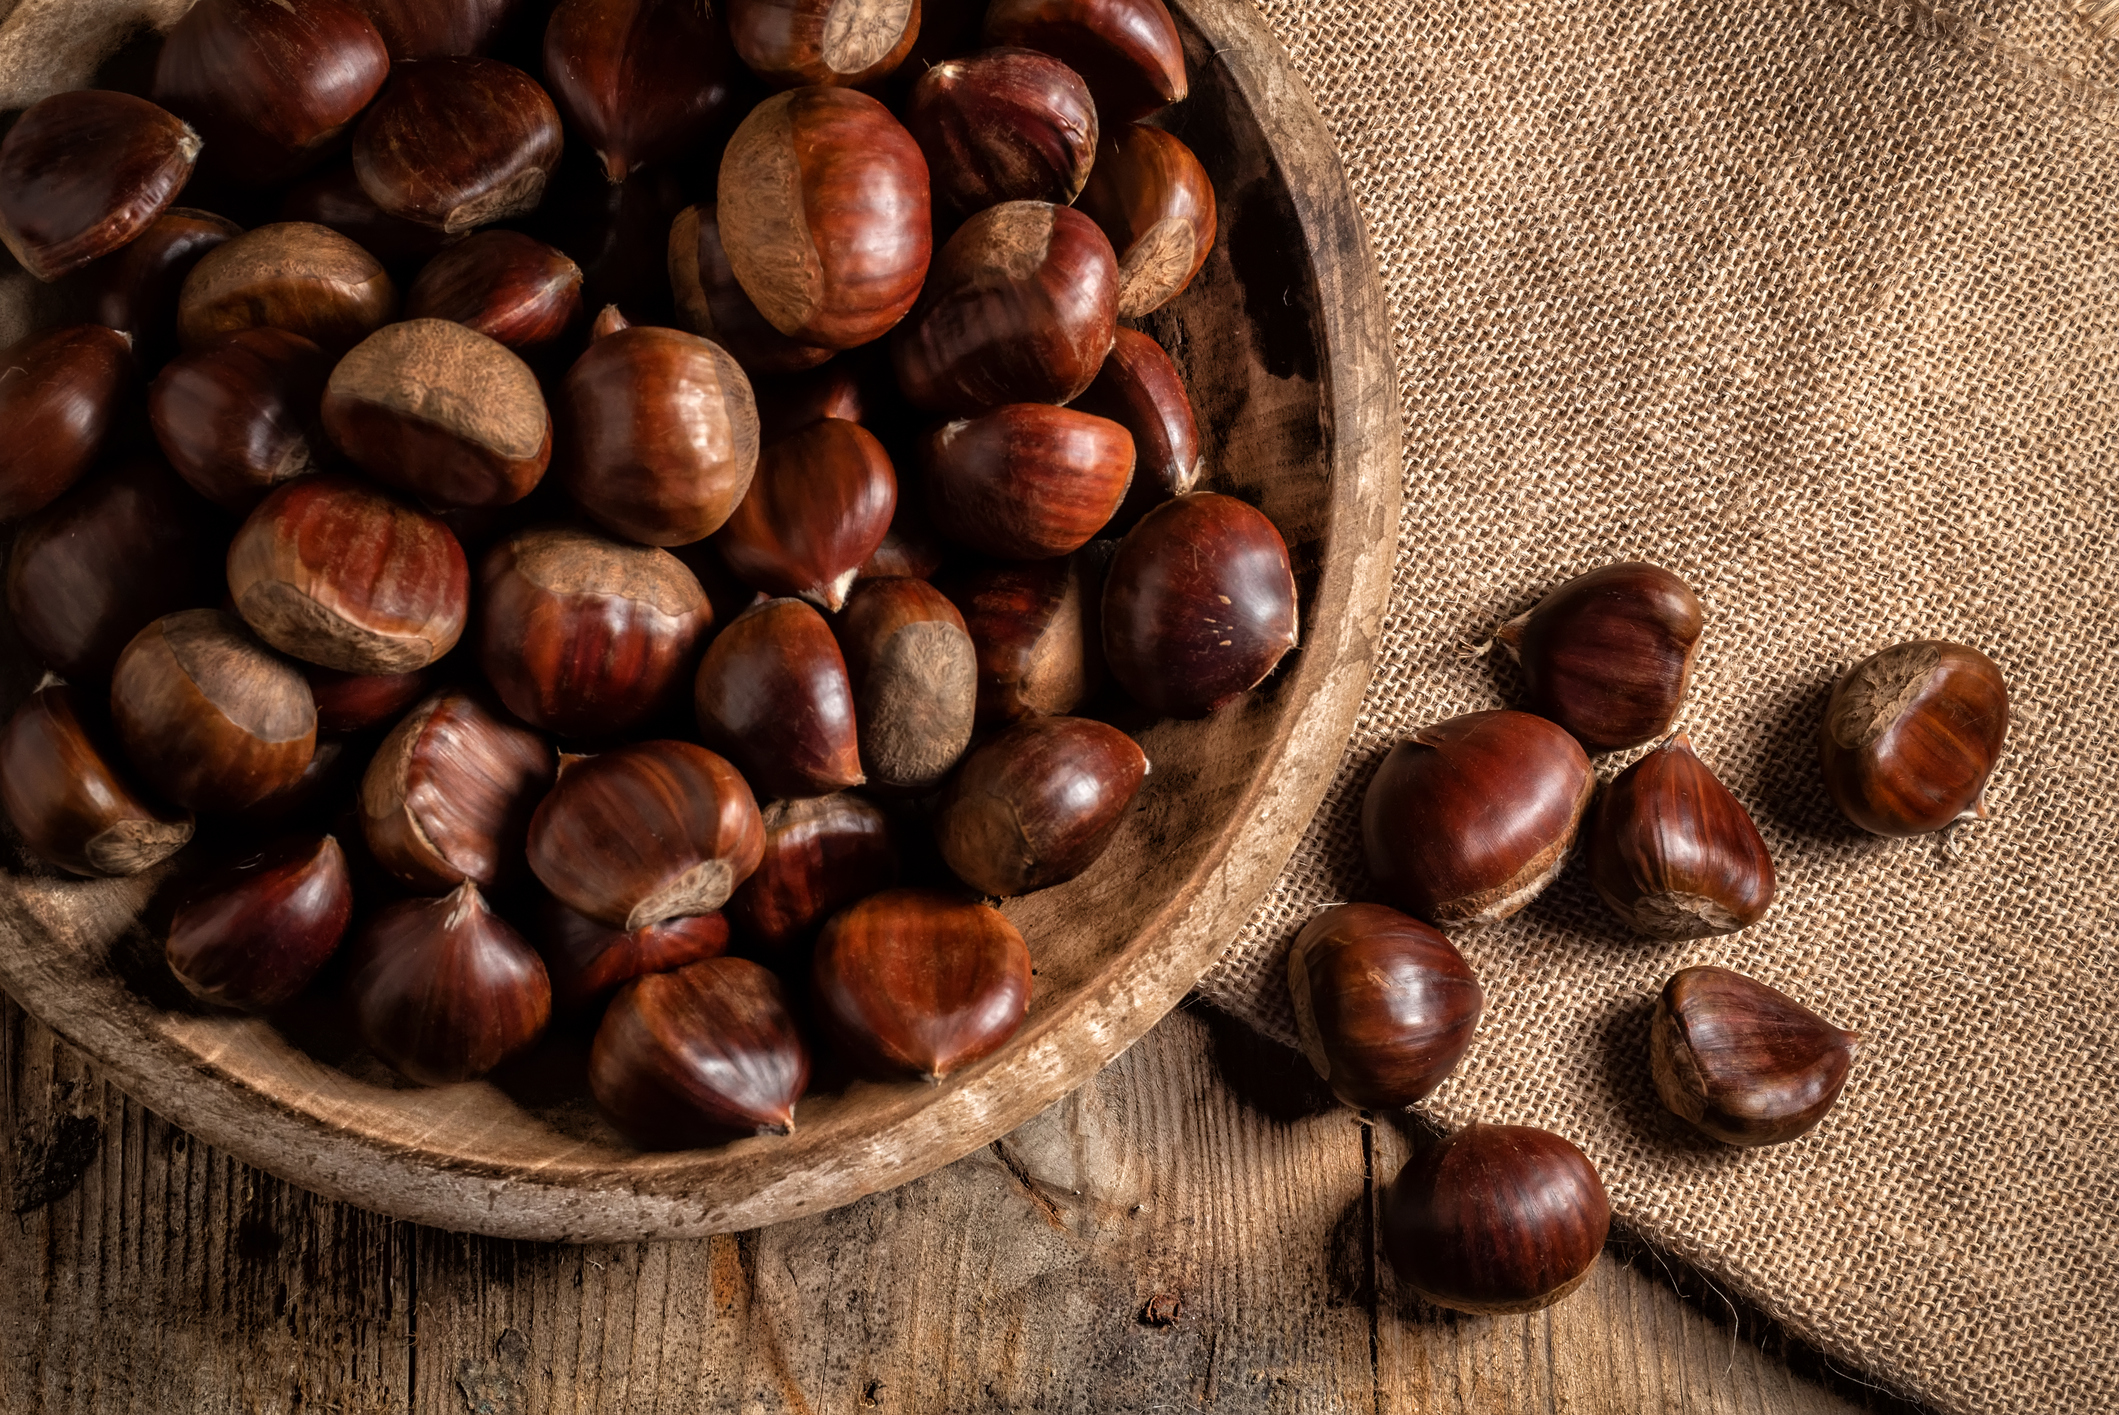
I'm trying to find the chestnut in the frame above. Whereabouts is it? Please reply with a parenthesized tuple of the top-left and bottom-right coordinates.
(716, 87, 932, 350)
(7, 457, 224, 681)
(0, 91, 200, 282)
(1651, 965, 1859, 1147)
(279, 163, 455, 267)
(837, 577, 977, 791)
(403, 231, 585, 356)
(535, 897, 731, 1015)
(590, 956, 810, 1145)
(726, 0, 922, 89)
(1361, 710, 1594, 927)
(983, 0, 1186, 122)
(543, 0, 738, 182)
(0, 324, 135, 522)
(812, 888, 1033, 1081)
(177, 222, 400, 355)
(725, 792, 898, 949)
(149, 327, 332, 513)
(753, 360, 871, 443)
(166, 835, 354, 1011)
(1287, 903, 1483, 1113)
(1588, 733, 1775, 939)
(478, 524, 712, 737)
(81, 208, 242, 359)
(557, 324, 762, 546)
(346, 882, 553, 1085)
(1818, 639, 2009, 836)
(152, 0, 390, 187)
(668, 204, 836, 375)
(891, 201, 1119, 414)
(1102, 491, 1297, 717)
(1495, 562, 1704, 753)
(923, 403, 1133, 560)
(227, 474, 472, 674)
(1381, 1123, 1609, 1315)
(715, 418, 897, 611)
(1074, 124, 1216, 319)
(905, 48, 1098, 217)
(361, 689, 555, 891)
(693, 598, 865, 798)
(526, 740, 765, 930)
(589, 303, 634, 340)
(350, 0, 524, 60)
(352, 59, 566, 232)
(307, 666, 432, 733)
(944, 552, 1105, 724)
(935, 715, 1144, 895)
(0, 683, 194, 877)
(1069, 327, 1201, 529)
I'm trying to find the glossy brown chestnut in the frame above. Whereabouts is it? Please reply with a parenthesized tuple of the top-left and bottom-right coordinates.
(1588, 734, 1775, 939)
(1070, 327, 1201, 529)
(667, 203, 835, 374)
(1652, 965, 1858, 1147)
(404, 231, 584, 356)
(925, 404, 1133, 560)
(944, 552, 1105, 724)
(905, 48, 1097, 217)
(350, 0, 524, 60)
(346, 882, 553, 1085)
(1287, 903, 1484, 1113)
(544, 0, 738, 182)
(279, 164, 456, 267)
(111, 609, 318, 814)
(1381, 1123, 1610, 1315)
(306, 666, 432, 733)
(166, 835, 354, 1011)
(81, 208, 242, 358)
(0, 324, 135, 522)
(1495, 561, 1704, 753)
(353, 59, 566, 233)
(1818, 639, 2009, 837)
(591, 956, 810, 1145)
(694, 597, 865, 798)
(1076, 124, 1215, 319)
(753, 360, 871, 442)
(361, 689, 555, 891)
(891, 201, 1118, 413)
(0, 683, 194, 877)
(983, 0, 1185, 122)
(227, 474, 472, 674)
(716, 87, 932, 350)
(813, 889, 1032, 1080)
(837, 577, 977, 791)
(715, 418, 896, 611)
(727, 0, 922, 89)
(725, 792, 898, 948)
(535, 898, 731, 1015)
(558, 324, 762, 545)
(7, 457, 223, 680)
(478, 524, 712, 737)
(1361, 710, 1595, 927)
(935, 715, 1144, 895)
(177, 222, 399, 355)
(0, 91, 200, 283)
(1102, 492, 1297, 717)
(527, 740, 765, 930)
(149, 327, 331, 513)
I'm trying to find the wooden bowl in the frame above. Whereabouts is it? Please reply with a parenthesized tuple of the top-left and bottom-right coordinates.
(0, 0, 1397, 1240)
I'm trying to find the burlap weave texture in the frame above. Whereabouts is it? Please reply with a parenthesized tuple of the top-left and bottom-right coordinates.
(1195, 0, 2119, 1410)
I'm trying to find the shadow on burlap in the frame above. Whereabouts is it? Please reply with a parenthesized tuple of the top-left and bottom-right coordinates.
(1192, 0, 2119, 1411)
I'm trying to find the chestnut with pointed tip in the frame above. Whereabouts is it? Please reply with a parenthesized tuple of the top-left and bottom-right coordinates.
(404, 231, 585, 356)
(0, 324, 135, 523)
(936, 715, 1144, 895)
(177, 222, 399, 355)
(983, 0, 1185, 121)
(905, 47, 1097, 216)
(0, 90, 200, 282)
(1076, 124, 1215, 319)
(1381, 1123, 1610, 1315)
(82, 208, 242, 358)
(728, 0, 922, 88)
(1102, 491, 1297, 717)
(279, 164, 455, 267)
(811, 889, 1032, 1081)
(725, 793, 898, 949)
(1818, 639, 2009, 837)
(1651, 965, 1859, 1146)
(924, 404, 1134, 560)
(1070, 327, 1201, 530)
(350, 0, 524, 59)
(346, 882, 553, 1085)
(354, 59, 566, 233)
(589, 303, 633, 340)
(668, 204, 836, 374)
(891, 200, 1117, 413)
(591, 956, 810, 1146)
(544, 0, 738, 183)
(694, 598, 865, 798)
(361, 689, 555, 892)
(1496, 562, 1704, 753)
(1287, 903, 1484, 1112)
(166, 835, 354, 1011)
(536, 898, 731, 1015)
(715, 418, 897, 611)
(149, 327, 331, 513)
(307, 667, 432, 733)
(1589, 734, 1775, 939)
(0, 683, 194, 877)
(944, 552, 1105, 724)
(837, 577, 977, 791)
(1361, 710, 1594, 927)
(527, 740, 765, 931)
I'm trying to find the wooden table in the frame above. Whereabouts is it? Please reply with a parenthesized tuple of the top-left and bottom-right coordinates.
(0, 992, 1908, 1413)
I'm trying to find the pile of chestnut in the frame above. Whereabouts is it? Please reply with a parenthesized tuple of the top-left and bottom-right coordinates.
(0, 0, 1302, 1147)
(1290, 562, 2009, 1315)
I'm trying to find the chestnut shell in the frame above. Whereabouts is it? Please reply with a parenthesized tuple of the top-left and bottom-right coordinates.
(935, 715, 1146, 895)
(166, 834, 354, 1011)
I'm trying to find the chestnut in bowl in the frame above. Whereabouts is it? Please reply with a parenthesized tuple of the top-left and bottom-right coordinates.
(725, 793, 898, 950)
(837, 577, 978, 792)
(983, 0, 1186, 122)
(82, 208, 242, 359)
(403, 230, 585, 356)
(1068, 326, 1201, 530)
(177, 222, 399, 355)
(905, 48, 1099, 217)
(1076, 123, 1216, 319)
(0, 324, 136, 523)
(727, 0, 923, 90)
(544, 0, 738, 183)
(166, 835, 354, 1011)
(694, 597, 865, 799)
(535, 898, 732, 1016)
(668, 204, 836, 375)
(715, 418, 897, 611)
(0, 684, 194, 878)
(944, 551, 1106, 724)
(935, 715, 1146, 895)
(924, 403, 1134, 560)
(1287, 903, 1483, 1112)
(1818, 639, 2009, 836)
(0, 90, 200, 282)
(353, 59, 566, 233)
(149, 327, 332, 513)
(361, 689, 556, 892)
